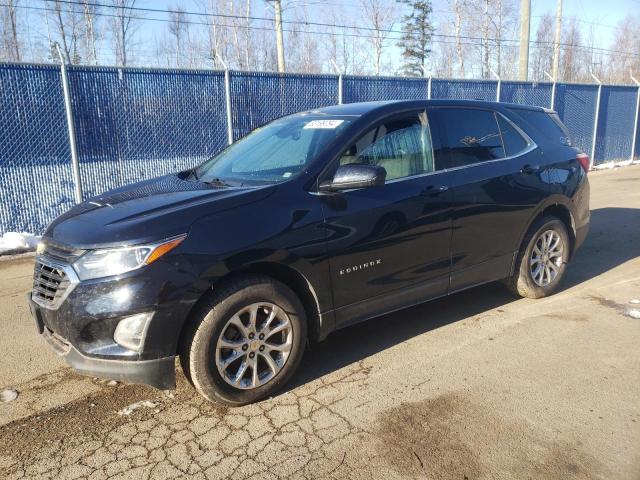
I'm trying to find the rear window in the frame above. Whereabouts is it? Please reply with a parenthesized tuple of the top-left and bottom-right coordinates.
(509, 109, 571, 146)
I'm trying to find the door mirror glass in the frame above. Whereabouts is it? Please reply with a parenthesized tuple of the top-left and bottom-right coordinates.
(319, 164, 386, 192)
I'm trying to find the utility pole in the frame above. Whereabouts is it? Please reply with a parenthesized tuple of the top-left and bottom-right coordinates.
(273, 0, 286, 73)
(518, 0, 530, 80)
(552, 0, 563, 81)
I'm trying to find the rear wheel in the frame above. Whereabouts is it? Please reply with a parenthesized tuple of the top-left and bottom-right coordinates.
(180, 275, 307, 406)
(507, 216, 570, 299)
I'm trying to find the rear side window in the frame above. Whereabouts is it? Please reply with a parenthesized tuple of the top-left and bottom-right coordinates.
(496, 114, 530, 157)
(509, 109, 571, 146)
(430, 108, 505, 168)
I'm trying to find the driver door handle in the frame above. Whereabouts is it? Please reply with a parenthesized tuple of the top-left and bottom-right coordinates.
(421, 185, 449, 196)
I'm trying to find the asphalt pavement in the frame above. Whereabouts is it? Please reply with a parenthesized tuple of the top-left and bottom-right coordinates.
(1, 165, 639, 480)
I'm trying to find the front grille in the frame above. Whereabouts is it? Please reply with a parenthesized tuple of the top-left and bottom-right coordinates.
(32, 258, 77, 309)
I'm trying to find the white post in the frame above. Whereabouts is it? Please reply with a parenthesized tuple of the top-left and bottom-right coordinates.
(55, 43, 83, 204)
(590, 71, 602, 168)
(427, 75, 432, 100)
(490, 68, 501, 102)
(631, 72, 640, 161)
(544, 71, 556, 110)
(330, 59, 343, 105)
(217, 55, 234, 146)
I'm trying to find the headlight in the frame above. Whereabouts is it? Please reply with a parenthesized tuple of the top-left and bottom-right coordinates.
(73, 234, 186, 281)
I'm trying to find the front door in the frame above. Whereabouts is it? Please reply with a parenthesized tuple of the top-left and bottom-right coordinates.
(319, 111, 452, 328)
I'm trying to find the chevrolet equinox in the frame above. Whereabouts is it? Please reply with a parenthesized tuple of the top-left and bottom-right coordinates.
(28, 100, 590, 405)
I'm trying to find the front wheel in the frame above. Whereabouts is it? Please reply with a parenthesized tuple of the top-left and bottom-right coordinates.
(180, 275, 307, 406)
(507, 216, 571, 299)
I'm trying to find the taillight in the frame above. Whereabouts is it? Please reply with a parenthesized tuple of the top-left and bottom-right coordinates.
(576, 153, 590, 173)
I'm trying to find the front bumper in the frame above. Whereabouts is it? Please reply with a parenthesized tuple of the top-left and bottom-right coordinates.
(29, 293, 176, 389)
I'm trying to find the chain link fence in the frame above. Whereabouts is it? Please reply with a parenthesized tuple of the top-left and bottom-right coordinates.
(1, 63, 639, 235)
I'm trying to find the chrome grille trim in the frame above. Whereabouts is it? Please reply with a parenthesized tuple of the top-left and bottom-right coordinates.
(32, 256, 79, 310)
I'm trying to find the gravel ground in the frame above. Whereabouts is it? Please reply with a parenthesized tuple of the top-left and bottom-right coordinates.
(1, 165, 639, 480)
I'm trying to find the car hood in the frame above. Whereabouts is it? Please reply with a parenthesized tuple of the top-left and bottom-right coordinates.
(44, 174, 275, 249)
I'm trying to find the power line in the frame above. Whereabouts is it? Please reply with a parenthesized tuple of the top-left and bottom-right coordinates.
(6, 1, 640, 60)
(36, 0, 640, 55)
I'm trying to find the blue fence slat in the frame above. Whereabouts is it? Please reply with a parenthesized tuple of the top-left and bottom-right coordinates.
(2, 62, 640, 235)
(500, 81, 553, 108)
(342, 76, 427, 103)
(594, 86, 638, 163)
(229, 71, 338, 139)
(68, 66, 229, 198)
(554, 83, 599, 158)
(0, 63, 75, 235)
(431, 79, 498, 101)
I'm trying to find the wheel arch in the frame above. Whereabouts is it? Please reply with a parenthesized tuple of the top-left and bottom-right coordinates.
(178, 261, 328, 357)
(515, 198, 577, 265)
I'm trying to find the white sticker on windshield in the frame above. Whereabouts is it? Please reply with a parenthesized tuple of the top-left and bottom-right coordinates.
(303, 119, 344, 129)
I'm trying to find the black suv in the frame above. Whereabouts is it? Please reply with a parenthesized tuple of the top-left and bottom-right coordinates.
(28, 100, 590, 405)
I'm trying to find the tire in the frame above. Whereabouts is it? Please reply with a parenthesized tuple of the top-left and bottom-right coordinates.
(180, 275, 307, 406)
(506, 216, 571, 299)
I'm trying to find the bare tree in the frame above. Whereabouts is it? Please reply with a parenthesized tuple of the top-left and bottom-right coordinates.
(530, 13, 553, 81)
(606, 16, 640, 84)
(1, 0, 21, 61)
(167, 7, 190, 67)
(109, 0, 138, 66)
(48, 0, 85, 64)
(361, 0, 396, 76)
(81, 0, 100, 64)
(453, 0, 466, 77)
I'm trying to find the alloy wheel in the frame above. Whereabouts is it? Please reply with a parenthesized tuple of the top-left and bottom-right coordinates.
(529, 229, 564, 287)
(215, 303, 293, 390)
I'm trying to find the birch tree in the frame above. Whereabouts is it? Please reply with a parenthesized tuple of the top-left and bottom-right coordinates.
(1, 0, 21, 61)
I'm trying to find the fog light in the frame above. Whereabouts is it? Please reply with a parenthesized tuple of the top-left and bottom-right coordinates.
(113, 313, 153, 352)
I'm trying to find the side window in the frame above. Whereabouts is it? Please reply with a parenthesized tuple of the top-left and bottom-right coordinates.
(509, 109, 572, 146)
(496, 114, 530, 157)
(432, 108, 505, 168)
(339, 113, 435, 181)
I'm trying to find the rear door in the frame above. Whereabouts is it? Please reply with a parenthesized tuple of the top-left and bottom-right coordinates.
(320, 110, 452, 327)
(428, 106, 547, 292)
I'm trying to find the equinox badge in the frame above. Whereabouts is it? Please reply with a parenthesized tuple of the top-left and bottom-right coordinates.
(339, 259, 382, 276)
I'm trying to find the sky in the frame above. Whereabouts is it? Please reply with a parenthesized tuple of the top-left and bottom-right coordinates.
(16, 0, 640, 72)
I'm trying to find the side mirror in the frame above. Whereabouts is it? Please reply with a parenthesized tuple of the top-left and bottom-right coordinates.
(319, 164, 386, 192)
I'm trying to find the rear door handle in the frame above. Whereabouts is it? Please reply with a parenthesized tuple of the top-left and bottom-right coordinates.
(520, 164, 540, 175)
(421, 185, 449, 196)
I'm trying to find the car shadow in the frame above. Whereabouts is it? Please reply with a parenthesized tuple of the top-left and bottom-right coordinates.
(284, 207, 640, 394)
(562, 207, 640, 287)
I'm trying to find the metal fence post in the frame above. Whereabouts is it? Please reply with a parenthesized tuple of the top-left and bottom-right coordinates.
(330, 60, 343, 104)
(631, 73, 640, 161)
(490, 69, 501, 102)
(590, 72, 602, 167)
(217, 55, 234, 146)
(55, 43, 83, 204)
(427, 75, 432, 100)
(544, 71, 556, 110)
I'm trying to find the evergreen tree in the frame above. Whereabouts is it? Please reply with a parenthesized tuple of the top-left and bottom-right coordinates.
(396, 0, 435, 77)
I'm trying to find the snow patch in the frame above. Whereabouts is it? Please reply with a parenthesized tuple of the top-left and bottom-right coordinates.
(626, 309, 640, 320)
(0, 389, 19, 403)
(117, 400, 158, 416)
(0, 232, 41, 255)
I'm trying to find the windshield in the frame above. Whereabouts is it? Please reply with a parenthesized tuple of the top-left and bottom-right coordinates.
(194, 115, 353, 185)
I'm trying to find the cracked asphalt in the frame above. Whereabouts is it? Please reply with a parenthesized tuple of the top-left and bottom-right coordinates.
(1, 165, 639, 480)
